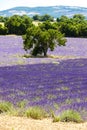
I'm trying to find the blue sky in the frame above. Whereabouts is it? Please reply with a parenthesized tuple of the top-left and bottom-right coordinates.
(0, 0, 87, 11)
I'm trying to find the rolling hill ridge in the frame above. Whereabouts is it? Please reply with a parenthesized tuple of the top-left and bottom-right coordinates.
(0, 6, 87, 18)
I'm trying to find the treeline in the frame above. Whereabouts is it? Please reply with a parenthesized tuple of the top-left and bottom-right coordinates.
(33, 14, 87, 37)
(0, 15, 32, 35)
(57, 14, 87, 37)
(0, 14, 87, 37)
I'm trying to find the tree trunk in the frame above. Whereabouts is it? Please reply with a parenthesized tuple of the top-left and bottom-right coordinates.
(43, 48, 47, 57)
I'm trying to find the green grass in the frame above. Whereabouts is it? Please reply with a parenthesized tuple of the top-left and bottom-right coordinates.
(25, 106, 47, 119)
(23, 54, 48, 58)
(23, 54, 31, 58)
(0, 101, 84, 123)
(52, 109, 83, 123)
(0, 101, 13, 113)
(51, 110, 60, 122)
(17, 100, 27, 109)
(60, 109, 83, 123)
(0, 101, 26, 116)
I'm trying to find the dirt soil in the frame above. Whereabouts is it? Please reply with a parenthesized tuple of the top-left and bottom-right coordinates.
(0, 115, 87, 130)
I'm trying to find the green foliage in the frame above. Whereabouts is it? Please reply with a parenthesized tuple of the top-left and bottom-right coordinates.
(51, 111, 60, 122)
(25, 106, 47, 119)
(5, 15, 33, 35)
(0, 101, 13, 113)
(0, 25, 7, 35)
(32, 15, 41, 21)
(24, 22, 66, 56)
(57, 14, 87, 37)
(0, 101, 26, 116)
(60, 110, 83, 123)
(0, 101, 84, 123)
(73, 14, 85, 22)
(58, 15, 69, 22)
(53, 116, 60, 122)
(33, 14, 54, 21)
(52, 109, 83, 123)
(39, 21, 54, 30)
(40, 14, 54, 21)
(0, 13, 87, 37)
(17, 100, 27, 109)
(0, 16, 8, 22)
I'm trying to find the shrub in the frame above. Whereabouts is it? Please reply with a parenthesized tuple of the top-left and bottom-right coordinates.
(53, 116, 60, 122)
(0, 101, 12, 113)
(0, 101, 21, 116)
(14, 101, 27, 116)
(25, 106, 47, 119)
(17, 100, 26, 109)
(51, 111, 60, 122)
(60, 109, 83, 123)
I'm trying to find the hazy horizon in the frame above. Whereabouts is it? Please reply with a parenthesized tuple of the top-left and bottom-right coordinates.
(0, 0, 87, 11)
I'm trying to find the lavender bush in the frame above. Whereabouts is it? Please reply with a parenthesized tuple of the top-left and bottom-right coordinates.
(0, 36, 87, 66)
(48, 37, 87, 58)
(0, 36, 87, 120)
(0, 59, 87, 120)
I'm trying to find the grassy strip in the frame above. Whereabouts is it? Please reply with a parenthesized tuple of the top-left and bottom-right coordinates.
(0, 101, 83, 123)
(25, 106, 48, 119)
(53, 110, 83, 123)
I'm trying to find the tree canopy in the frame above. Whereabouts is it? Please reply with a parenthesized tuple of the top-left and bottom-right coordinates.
(23, 21, 66, 56)
(0, 13, 87, 37)
(32, 14, 54, 21)
(57, 14, 87, 37)
(5, 15, 33, 35)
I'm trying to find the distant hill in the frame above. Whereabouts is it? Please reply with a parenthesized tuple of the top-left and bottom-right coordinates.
(0, 6, 87, 18)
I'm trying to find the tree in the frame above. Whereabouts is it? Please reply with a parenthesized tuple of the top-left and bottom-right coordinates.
(5, 15, 22, 34)
(0, 25, 7, 35)
(23, 26, 66, 56)
(78, 21, 87, 37)
(0, 16, 5, 22)
(73, 14, 85, 22)
(32, 15, 41, 21)
(5, 15, 32, 35)
(39, 20, 55, 30)
(21, 15, 33, 29)
(58, 15, 69, 22)
(40, 14, 54, 21)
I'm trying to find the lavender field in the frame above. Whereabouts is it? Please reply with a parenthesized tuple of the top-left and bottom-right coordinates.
(0, 36, 87, 120)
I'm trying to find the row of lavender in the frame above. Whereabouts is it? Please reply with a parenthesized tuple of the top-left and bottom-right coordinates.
(48, 37, 87, 57)
(0, 59, 87, 120)
(0, 36, 87, 120)
(0, 36, 87, 57)
(0, 36, 87, 66)
(0, 36, 25, 66)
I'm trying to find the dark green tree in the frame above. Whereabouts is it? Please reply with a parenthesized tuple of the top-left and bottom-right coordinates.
(0, 16, 9, 22)
(78, 21, 87, 37)
(40, 14, 54, 21)
(21, 15, 33, 29)
(0, 16, 5, 22)
(5, 15, 22, 34)
(58, 15, 69, 22)
(5, 15, 32, 35)
(39, 20, 54, 30)
(23, 26, 66, 56)
(32, 15, 41, 21)
(73, 14, 85, 22)
(0, 25, 7, 35)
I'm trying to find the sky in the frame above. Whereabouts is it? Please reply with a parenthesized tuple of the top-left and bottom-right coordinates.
(0, 0, 87, 11)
